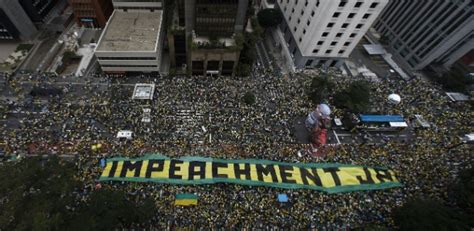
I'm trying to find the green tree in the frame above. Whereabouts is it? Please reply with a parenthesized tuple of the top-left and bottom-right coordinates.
(452, 167, 474, 213)
(0, 157, 156, 230)
(434, 69, 472, 93)
(393, 199, 469, 231)
(257, 9, 283, 29)
(334, 80, 371, 113)
(67, 189, 155, 231)
(307, 75, 335, 104)
(0, 156, 79, 230)
(242, 91, 256, 105)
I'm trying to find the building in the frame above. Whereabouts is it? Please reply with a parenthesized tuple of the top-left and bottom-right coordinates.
(168, 0, 249, 76)
(69, 0, 114, 28)
(112, 0, 162, 11)
(95, 0, 164, 74)
(0, 0, 38, 40)
(19, 0, 58, 24)
(374, 0, 474, 71)
(275, 0, 388, 70)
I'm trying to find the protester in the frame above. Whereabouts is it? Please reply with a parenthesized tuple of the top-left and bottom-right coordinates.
(0, 68, 472, 229)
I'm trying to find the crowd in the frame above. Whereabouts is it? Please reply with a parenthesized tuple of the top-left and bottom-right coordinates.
(0, 69, 472, 229)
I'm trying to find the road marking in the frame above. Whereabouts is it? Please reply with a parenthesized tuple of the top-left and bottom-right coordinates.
(333, 130, 341, 144)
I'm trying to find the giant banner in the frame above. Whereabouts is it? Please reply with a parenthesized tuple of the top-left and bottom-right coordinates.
(99, 154, 401, 193)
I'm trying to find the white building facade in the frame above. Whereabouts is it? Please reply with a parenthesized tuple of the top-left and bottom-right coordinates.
(276, 0, 388, 69)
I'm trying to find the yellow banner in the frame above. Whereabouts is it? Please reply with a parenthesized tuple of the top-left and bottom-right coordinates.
(99, 154, 401, 193)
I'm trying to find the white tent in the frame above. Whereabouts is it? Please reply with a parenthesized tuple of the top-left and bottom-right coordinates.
(117, 130, 133, 140)
(388, 94, 401, 104)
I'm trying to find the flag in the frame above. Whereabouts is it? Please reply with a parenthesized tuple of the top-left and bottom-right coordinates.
(175, 194, 198, 206)
(278, 194, 288, 202)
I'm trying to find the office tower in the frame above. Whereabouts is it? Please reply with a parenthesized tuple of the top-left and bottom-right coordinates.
(0, 0, 38, 40)
(276, 0, 388, 69)
(69, 0, 114, 28)
(19, 0, 59, 24)
(374, 0, 474, 71)
(94, 0, 164, 74)
(168, 0, 249, 76)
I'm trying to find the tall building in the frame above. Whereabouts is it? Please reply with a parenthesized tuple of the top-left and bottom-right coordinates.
(69, 0, 114, 28)
(19, 0, 58, 24)
(0, 0, 38, 40)
(276, 0, 388, 69)
(374, 0, 474, 71)
(94, 0, 164, 74)
(168, 0, 249, 76)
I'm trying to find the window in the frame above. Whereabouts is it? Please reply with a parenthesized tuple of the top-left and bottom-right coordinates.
(356, 24, 363, 29)
(350, 33, 356, 37)
(317, 41, 324, 45)
(292, 8, 295, 13)
(327, 23, 335, 28)
(301, 9, 304, 15)
(339, 50, 345, 54)
(363, 13, 371, 19)
(333, 12, 340, 18)
(305, 59, 313, 67)
(294, 26, 297, 32)
(330, 41, 337, 46)
(322, 32, 329, 37)
(355, 2, 363, 7)
(311, 11, 315, 17)
(336, 33, 343, 37)
(313, 49, 319, 53)
(344, 42, 350, 46)
(297, 18, 301, 24)
(307, 20, 310, 26)
(370, 2, 379, 8)
(303, 29, 306, 34)
(339, 0, 347, 7)
(299, 37, 302, 42)
(325, 50, 332, 54)
(342, 23, 349, 28)
(348, 13, 356, 18)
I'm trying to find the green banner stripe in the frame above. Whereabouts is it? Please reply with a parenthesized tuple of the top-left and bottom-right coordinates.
(176, 194, 198, 200)
(98, 176, 402, 194)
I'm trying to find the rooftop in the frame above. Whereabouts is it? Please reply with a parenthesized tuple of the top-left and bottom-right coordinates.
(96, 10, 162, 52)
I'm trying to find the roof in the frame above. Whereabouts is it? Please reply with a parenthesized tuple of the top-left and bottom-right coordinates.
(446, 92, 470, 102)
(363, 44, 386, 55)
(360, 115, 405, 123)
(96, 10, 162, 52)
(132, 83, 155, 100)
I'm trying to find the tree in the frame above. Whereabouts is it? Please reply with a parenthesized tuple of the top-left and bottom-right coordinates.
(393, 199, 469, 231)
(0, 156, 79, 230)
(307, 75, 335, 104)
(257, 9, 283, 29)
(452, 167, 474, 214)
(0, 157, 156, 230)
(235, 63, 252, 76)
(434, 69, 472, 93)
(67, 189, 156, 231)
(242, 91, 256, 105)
(334, 80, 371, 113)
